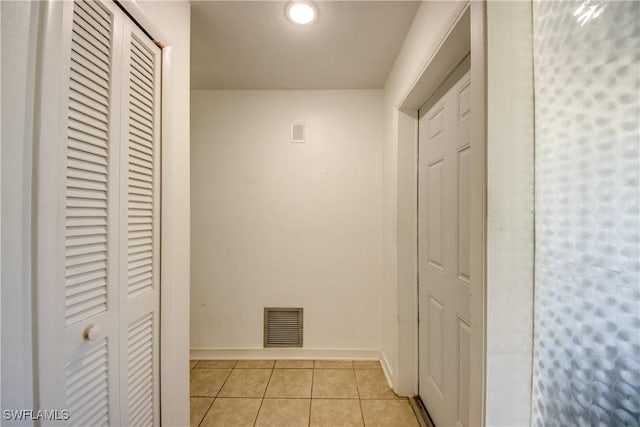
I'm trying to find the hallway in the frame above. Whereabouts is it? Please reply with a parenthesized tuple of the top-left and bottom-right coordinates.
(2, 0, 638, 425)
(189, 360, 420, 427)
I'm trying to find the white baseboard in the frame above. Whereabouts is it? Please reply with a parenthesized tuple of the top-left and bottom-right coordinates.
(190, 347, 396, 390)
(190, 347, 382, 362)
(379, 349, 395, 391)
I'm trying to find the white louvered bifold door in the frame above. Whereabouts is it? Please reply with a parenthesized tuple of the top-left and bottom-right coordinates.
(63, 1, 122, 426)
(117, 21, 161, 427)
(36, 1, 161, 425)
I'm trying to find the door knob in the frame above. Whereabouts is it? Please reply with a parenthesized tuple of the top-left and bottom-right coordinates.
(83, 324, 102, 341)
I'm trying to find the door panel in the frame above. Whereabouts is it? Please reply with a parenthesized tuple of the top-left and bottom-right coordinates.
(428, 296, 445, 394)
(418, 58, 471, 427)
(118, 21, 161, 427)
(64, 2, 121, 425)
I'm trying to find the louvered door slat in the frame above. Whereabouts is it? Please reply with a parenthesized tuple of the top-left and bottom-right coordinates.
(70, 85, 109, 114)
(131, 39, 153, 66)
(130, 244, 153, 257)
(66, 240, 106, 255)
(66, 340, 110, 426)
(129, 202, 152, 212)
(75, 0, 111, 32)
(77, 407, 109, 427)
(130, 115, 154, 136)
(66, 279, 108, 298)
(72, 12, 110, 51)
(131, 138, 153, 155)
(71, 25, 110, 72)
(72, 23, 111, 58)
(67, 175, 106, 191)
(129, 236, 152, 246)
(70, 80, 110, 113)
(65, 295, 107, 317)
(129, 120, 154, 141)
(70, 44, 109, 77)
(71, 8, 111, 58)
(66, 224, 105, 239)
(130, 149, 153, 164)
(69, 127, 108, 149)
(68, 143, 108, 163)
(71, 27, 110, 67)
(130, 87, 154, 110)
(130, 64, 154, 91)
(69, 109, 109, 135)
(66, 230, 107, 244)
(68, 118, 108, 144)
(129, 110, 153, 130)
(130, 146, 153, 162)
(130, 53, 154, 80)
(130, 101, 153, 122)
(130, 158, 153, 173)
(130, 96, 154, 117)
(70, 85, 108, 117)
(69, 99, 109, 126)
(69, 35, 110, 79)
(68, 146, 108, 166)
(127, 314, 154, 426)
(129, 230, 152, 241)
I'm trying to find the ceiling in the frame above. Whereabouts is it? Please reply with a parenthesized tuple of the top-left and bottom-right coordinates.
(190, 1, 421, 90)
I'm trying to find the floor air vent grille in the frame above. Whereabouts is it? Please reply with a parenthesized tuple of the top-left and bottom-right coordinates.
(264, 307, 303, 348)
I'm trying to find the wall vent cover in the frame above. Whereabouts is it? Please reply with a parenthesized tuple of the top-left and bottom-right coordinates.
(264, 307, 303, 347)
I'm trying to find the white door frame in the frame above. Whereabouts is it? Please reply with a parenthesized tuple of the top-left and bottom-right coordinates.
(393, 4, 487, 426)
(33, 0, 189, 424)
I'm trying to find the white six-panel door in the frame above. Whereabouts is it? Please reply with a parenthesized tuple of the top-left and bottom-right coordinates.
(418, 59, 471, 427)
(37, 1, 160, 425)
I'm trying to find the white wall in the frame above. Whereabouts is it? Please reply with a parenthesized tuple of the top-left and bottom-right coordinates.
(190, 90, 384, 356)
(381, 0, 467, 395)
(1, 2, 40, 423)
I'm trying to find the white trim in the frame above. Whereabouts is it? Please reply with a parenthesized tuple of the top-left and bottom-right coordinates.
(191, 347, 397, 391)
(468, 2, 487, 426)
(399, 7, 471, 113)
(394, 107, 419, 398)
(190, 347, 382, 361)
(483, 2, 535, 425)
(379, 350, 395, 394)
(117, 0, 169, 45)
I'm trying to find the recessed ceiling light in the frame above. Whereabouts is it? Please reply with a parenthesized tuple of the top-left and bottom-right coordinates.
(286, 2, 317, 25)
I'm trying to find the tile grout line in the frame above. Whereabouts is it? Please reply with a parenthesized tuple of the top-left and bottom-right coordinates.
(191, 360, 409, 427)
(195, 398, 215, 427)
(195, 361, 236, 427)
(252, 364, 276, 427)
(309, 364, 315, 427)
(352, 365, 367, 426)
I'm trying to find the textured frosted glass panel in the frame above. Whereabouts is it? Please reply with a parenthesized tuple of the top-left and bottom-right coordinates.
(532, 1, 640, 427)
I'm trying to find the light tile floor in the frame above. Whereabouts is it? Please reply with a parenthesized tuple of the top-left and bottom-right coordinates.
(190, 360, 421, 427)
